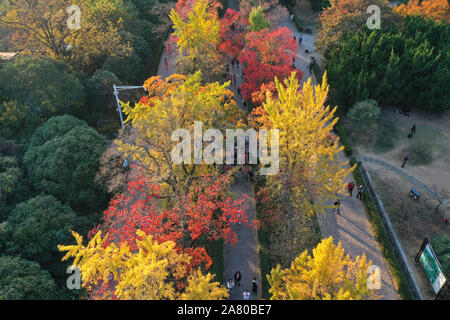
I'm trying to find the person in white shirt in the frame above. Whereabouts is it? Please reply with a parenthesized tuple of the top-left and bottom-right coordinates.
(243, 289, 251, 300)
(226, 279, 235, 296)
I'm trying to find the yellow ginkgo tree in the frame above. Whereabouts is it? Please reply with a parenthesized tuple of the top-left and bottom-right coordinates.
(261, 72, 354, 216)
(253, 72, 355, 263)
(267, 237, 372, 300)
(58, 229, 228, 300)
(170, 0, 224, 82)
(116, 71, 244, 198)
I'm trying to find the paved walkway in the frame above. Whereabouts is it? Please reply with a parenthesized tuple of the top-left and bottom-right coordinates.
(223, 173, 262, 300)
(222, 0, 262, 301)
(275, 19, 317, 87)
(156, 33, 177, 78)
(280, 14, 400, 300)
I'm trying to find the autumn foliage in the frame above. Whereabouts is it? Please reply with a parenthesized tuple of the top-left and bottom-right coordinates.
(90, 175, 248, 270)
(219, 9, 245, 60)
(267, 237, 371, 300)
(59, 230, 228, 300)
(317, 0, 399, 53)
(395, 0, 450, 23)
(239, 27, 301, 100)
(174, 0, 222, 20)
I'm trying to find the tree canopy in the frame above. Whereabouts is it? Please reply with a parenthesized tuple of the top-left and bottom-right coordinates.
(239, 27, 300, 100)
(267, 237, 371, 300)
(0, 101, 41, 143)
(317, 0, 399, 55)
(395, 0, 450, 24)
(0, 256, 57, 300)
(170, 0, 224, 82)
(4, 195, 80, 277)
(326, 16, 450, 112)
(0, 55, 85, 116)
(24, 119, 107, 212)
(117, 72, 243, 198)
(59, 229, 229, 300)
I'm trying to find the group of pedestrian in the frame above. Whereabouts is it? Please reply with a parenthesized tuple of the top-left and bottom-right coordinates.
(347, 182, 365, 200)
(226, 270, 258, 300)
(333, 183, 366, 216)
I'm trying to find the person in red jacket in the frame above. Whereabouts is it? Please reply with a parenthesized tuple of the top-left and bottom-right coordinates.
(347, 181, 355, 196)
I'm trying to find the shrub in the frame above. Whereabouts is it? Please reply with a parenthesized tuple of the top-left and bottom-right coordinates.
(347, 99, 381, 126)
(374, 119, 398, 152)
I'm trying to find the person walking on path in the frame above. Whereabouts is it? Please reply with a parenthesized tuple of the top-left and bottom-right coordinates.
(234, 270, 242, 287)
(243, 290, 251, 300)
(164, 57, 168, 69)
(226, 279, 235, 296)
(401, 155, 409, 168)
(347, 182, 355, 196)
(242, 166, 249, 182)
(356, 185, 365, 200)
(299, 35, 302, 46)
(308, 60, 313, 74)
(333, 199, 341, 215)
(409, 123, 416, 138)
(252, 277, 258, 295)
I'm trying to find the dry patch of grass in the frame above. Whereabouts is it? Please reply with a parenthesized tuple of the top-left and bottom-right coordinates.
(368, 166, 449, 299)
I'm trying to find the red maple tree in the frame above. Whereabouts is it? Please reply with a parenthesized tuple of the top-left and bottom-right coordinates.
(218, 8, 246, 61)
(90, 174, 249, 271)
(239, 27, 301, 100)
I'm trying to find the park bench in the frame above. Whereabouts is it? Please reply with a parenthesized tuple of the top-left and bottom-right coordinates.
(409, 188, 421, 200)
